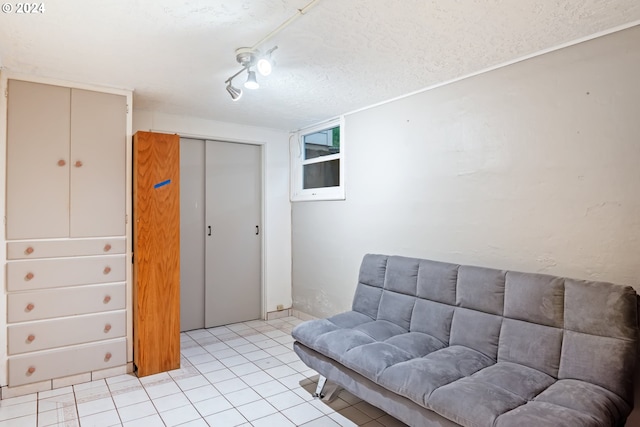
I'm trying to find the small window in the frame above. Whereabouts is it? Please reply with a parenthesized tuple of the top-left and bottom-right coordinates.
(291, 118, 345, 201)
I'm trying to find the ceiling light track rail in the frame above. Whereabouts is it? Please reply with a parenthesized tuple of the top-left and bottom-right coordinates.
(224, 0, 322, 101)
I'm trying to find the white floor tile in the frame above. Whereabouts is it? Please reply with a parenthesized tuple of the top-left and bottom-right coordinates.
(111, 389, 149, 408)
(282, 402, 325, 425)
(250, 412, 296, 427)
(78, 409, 121, 427)
(233, 344, 260, 354)
(300, 416, 343, 427)
(223, 388, 261, 407)
(252, 380, 288, 398)
(224, 338, 251, 348)
(264, 364, 298, 379)
(203, 368, 236, 384)
(253, 356, 284, 370)
(144, 381, 182, 399)
(159, 404, 200, 427)
(77, 396, 115, 418)
(192, 396, 232, 417)
(210, 348, 239, 360)
(183, 385, 220, 404)
(38, 406, 78, 427)
(0, 413, 36, 427)
(212, 378, 248, 395)
(265, 390, 306, 411)
(152, 392, 190, 412)
(193, 360, 226, 374)
(278, 373, 307, 389)
(219, 355, 249, 368)
(116, 400, 157, 423)
(238, 371, 273, 387)
(235, 399, 277, 422)
(264, 345, 291, 357)
(175, 375, 209, 392)
(203, 408, 247, 427)
(242, 350, 270, 362)
(228, 363, 260, 377)
(122, 413, 163, 427)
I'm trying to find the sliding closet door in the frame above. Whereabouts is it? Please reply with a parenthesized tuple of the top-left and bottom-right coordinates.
(205, 141, 262, 328)
(179, 138, 206, 331)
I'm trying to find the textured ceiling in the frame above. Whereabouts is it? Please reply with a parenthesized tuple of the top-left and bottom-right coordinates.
(1, 0, 639, 131)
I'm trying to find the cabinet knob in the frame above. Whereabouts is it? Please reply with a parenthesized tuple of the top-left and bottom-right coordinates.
(27, 366, 36, 375)
(103, 266, 111, 275)
(104, 324, 112, 333)
(57, 159, 66, 167)
(104, 352, 112, 362)
(25, 272, 34, 281)
(25, 246, 34, 255)
(26, 303, 35, 311)
(104, 244, 112, 252)
(103, 295, 111, 304)
(27, 334, 35, 343)
(74, 160, 83, 168)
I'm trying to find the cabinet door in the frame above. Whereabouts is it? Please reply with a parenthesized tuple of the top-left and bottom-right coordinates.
(6, 80, 71, 239)
(70, 89, 127, 237)
(133, 131, 181, 377)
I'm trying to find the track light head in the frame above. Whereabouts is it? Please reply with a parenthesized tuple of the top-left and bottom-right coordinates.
(244, 70, 259, 90)
(226, 82, 243, 101)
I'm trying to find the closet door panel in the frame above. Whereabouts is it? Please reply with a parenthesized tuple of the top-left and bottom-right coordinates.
(179, 138, 206, 331)
(6, 80, 71, 240)
(205, 141, 261, 328)
(70, 89, 127, 237)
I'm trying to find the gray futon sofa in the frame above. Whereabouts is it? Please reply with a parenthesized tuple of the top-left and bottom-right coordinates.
(292, 254, 638, 427)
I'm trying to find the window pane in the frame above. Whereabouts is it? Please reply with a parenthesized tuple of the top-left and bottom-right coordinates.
(304, 126, 340, 160)
(303, 159, 340, 189)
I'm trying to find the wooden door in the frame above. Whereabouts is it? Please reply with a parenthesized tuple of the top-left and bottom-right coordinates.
(205, 141, 262, 328)
(6, 80, 71, 239)
(179, 138, 206, 331)
(133, 131, 181, 377)
(70, 89, 127, 237)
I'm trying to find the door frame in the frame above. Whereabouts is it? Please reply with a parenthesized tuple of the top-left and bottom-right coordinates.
(167, 131, 267, 322)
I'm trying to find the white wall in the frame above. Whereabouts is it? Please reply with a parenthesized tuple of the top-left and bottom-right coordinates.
(133, 111, 292, 314)
(291, 25, 640, 422)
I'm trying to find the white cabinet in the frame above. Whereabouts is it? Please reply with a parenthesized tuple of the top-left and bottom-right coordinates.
(4, 79, 129, 388)
(6, 80, 126, 240)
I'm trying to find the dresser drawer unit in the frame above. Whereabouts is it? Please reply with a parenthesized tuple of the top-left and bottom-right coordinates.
(8, 338, 127, 386)
(7, 283, 126, 323)
(7, 255, 126, 291)
(8, 310, 126, 355)
(7, 238, 126, 260)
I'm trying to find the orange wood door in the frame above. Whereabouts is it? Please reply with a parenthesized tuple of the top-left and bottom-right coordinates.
(133, 131, 181, 377)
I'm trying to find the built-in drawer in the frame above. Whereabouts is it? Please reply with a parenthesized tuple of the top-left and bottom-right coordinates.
(8, 310, 126, 355)
(7, 255, 125, 291)
(7, 237, 126, 260)
(8, 338, 126, 387)
(7, 283, 125, 323)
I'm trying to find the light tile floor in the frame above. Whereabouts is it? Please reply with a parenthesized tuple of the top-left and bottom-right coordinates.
(0, 316, 408, 427)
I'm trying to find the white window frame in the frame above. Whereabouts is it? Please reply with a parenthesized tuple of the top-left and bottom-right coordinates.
(290, 117, 345, 202)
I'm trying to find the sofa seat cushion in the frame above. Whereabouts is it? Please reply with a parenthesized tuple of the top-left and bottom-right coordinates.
(378, 345, 494, 407)
(533, 379, 631, 426)
(494, 401, 602, 427)
(353, 319, 407, 341)
(292, 311, 373, 350)
(427, 362, 555, 426)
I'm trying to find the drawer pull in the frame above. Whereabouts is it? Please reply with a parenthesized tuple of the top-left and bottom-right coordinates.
(25, 246, 34, 255)
(57, 159, 66, 167)
(104, 244, 112, 252)
(27, 366, 36, 375)
(26, 303, 35, 312)
(25, 272, 34, 281)
(74, 160, 83, 168)
(103, 295, 111, 304)
(104, 323, 112, 333)
(103, 266, 111, 275)
(104, 352, 112, 362)
(27, 334, 35, 343)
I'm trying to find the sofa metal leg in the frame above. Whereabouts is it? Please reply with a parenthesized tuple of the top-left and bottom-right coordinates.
(313, 376, 327, 398)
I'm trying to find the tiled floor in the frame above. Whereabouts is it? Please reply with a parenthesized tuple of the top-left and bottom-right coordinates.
(0, 317, 407, 427)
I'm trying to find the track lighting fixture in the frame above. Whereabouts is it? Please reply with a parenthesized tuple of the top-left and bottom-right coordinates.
(225, 82, 242, 101)
(223, 0, 321, 100)
(244, 69, 259, 90)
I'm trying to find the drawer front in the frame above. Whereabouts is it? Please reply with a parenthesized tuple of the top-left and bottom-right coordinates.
(8, 310, 126, 355)
(9, 338, 126, 387)
(7, 255, 125, 291)
(7, 237, 126, 260)
(8, 283, 125, 323)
